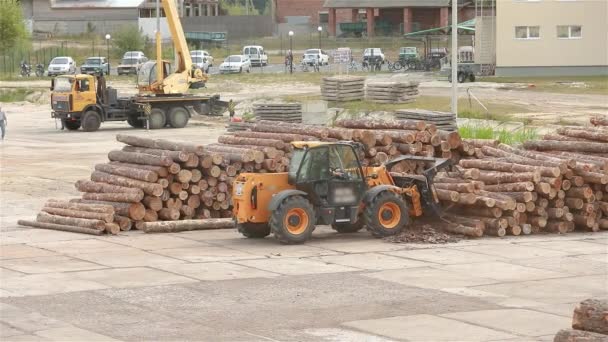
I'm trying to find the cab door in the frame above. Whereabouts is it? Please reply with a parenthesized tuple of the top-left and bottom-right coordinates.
(72, 77, 97, 112)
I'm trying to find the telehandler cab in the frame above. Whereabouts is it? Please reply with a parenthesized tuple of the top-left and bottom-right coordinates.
(232, 141, 450, 244)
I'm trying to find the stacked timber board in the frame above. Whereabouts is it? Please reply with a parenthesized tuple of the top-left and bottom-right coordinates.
(366, 81, 419, 104)
(253, 103, 302, 123)
(395, 109, 457, 132)
(321, 75, 365, 102)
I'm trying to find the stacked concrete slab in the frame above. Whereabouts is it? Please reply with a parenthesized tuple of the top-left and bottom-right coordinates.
(253, 103, 302, 123)
(395, 109, 457, 131)
(321, 75, 365, 102)
(366, 81, 420, 104)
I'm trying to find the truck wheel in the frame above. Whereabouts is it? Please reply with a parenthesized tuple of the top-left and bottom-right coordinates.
(168, 107, 189, 128)
(457, 72, 466, 83)
(127, 116, 144, 128)
(363, 191, 408, 238)
(64, 120, 81, 131)
(237, 223, 271, 238)
(81, 111, 101, 132)
(331, 219, 364, 233)
(270, 196, 315, 244)
(149, 108, 166, 129)
(469, 73, 476, 82)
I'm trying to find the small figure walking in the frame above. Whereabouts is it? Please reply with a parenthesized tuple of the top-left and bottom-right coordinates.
(228, 99, 236, 121)
(0, 105, 7, 140)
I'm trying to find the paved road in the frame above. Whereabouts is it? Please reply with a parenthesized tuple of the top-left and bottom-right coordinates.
(1, 104, 607, 341)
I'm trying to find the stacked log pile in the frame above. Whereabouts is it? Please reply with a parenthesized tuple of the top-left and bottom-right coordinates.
(436, 120, 608, 237)
(365, 81, 419, 104)
(321, 75, 365, 102)
(395, 109, 457, 132)
(554, 298, 608, 342)
(253, 103, 302, 123)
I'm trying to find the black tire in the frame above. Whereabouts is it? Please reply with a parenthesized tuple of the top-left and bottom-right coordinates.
(237, 223, 271, 238)
(81, 110, 101, 132)
(457, 72, 466, 83)
(127, 116, 144, 128)
(469, 73, 476, 82)
(64, 120, 81, 130)
(149, 108, 166, 129)
(270, 196, 315, 244)
(363, 191, 409, 238)
(331, 219, 364, 233)
(167, 106, 189, 128)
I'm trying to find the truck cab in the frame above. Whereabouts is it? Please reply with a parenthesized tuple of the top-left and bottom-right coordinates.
(51, 75, 100, 130)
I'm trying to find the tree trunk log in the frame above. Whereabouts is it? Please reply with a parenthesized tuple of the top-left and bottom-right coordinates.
(108, 150, 173, 167)
(18, 220, 103, 235)
(459, 159, 560, 177)
(41, 207, 114, 223)
(158, 208, 180, 221)
(554, 329, 608, 342)
(434, 183, 476, 193)
(484, 182, 535, 192)
(93, 163, 158, 182)
(108, 162, 168, 177)
(142, 196, 163, 211)
(37, 212, 106, 230)
(444, 223, 483, 237)
(45, 199, 114, 214)
(141, 218, 235, 233)
(463, 138, 499, 148)
(90, 171, 163, 196)
(70, 199, 146, 220)
(114, 215, 132, 231)
(74, 180, 144, 196)
(557, 127, 608, 143)
(116, 134, 205, 155)
(82, 192, 143, 203)
(524, 140, 608, 153)
(122, 146, 189, 162)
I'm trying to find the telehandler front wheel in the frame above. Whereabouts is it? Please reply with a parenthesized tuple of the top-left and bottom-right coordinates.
(237, 223, 271, 239)
(270, 196, 315, 244)
(364, 191, 409, 238)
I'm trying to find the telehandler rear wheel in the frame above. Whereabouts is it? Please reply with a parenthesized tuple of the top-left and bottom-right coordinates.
(331, 219, 364, 233)
(237, 223, 271, 239)
(270, 196, 315, 244)
(364, 191, 409, 238)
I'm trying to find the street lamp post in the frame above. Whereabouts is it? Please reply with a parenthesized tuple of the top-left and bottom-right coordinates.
(288, 31, 294, 74)
(317, 26, 322, 50)
(105, 34, 111, 76)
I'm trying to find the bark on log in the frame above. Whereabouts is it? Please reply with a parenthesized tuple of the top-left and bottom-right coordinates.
(90, 171, 163, 196)
(37, 212, 106, 230)
(218, 135, 285, 150)
(557, 127, 608, 143)
(74, 180, 144, 196)
(41, 207, 113, 223)
(122, 146, 189, 162)
(158, 208, 180, 221)
(434, 183, 476, 193)
(459, 159, 560, 177)
(444, 223, 483, 237)
(455, 207, 503, 218)
(141, 218, 235, 233)
(463, 138, 499, 148)
(484, 226, 506, 237)
(483, 182, 535, 192)
(336, 118, 426, 131)
(94, 164, 158, 182)
(498, 192, 534, 203)
(70, 199, 146, 220)
(116, 134, 205, 155)
(476, 171, 541, 185)
(437, 189, 460, 202)
(233, 131, 315, 142)
(591, 116, 608, 126)
(108, 162, 168, 177)
(572, 299, 608, 335)
(45, 200, 114, 214)
(524, 140, 608, 153)
(142, 196, 163, 211)
(553, 329, 608, 342)
(108, 150, 172, 167)
(18, 220, 103, 235)
(567, 187, 594, 199)
(438, 130, 462, 149)
(82, 192, 144, 203)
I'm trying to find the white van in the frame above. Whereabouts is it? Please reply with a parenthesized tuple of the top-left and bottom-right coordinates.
(242, 45, 268, 66)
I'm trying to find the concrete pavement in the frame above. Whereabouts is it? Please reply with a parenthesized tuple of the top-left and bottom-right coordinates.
(1, 224, 606, 341)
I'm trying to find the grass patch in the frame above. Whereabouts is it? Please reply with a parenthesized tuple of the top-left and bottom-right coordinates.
(459, 124, 538, 145)
(0, 89, 35, 102)
(478, 76, 608, 95)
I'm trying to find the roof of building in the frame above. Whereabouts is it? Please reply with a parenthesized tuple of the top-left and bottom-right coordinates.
(323, 0, 466, 8)
(50, 0, 144, 8)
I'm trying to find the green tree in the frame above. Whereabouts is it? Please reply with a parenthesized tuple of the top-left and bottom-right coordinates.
(0, 0, 29, 51)
(112, 25, 148, 55)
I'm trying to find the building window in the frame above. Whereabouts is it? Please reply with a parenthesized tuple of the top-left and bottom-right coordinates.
(319, 12, 328, 24)
(557, 25, 582, 39)
(515, 26, 540, 39)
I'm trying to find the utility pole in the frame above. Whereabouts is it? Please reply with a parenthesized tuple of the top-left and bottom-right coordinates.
(451, 0, 458, 117)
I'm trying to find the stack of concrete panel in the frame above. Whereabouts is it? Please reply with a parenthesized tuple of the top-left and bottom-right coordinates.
(395, 109, 457, 131)
(366, 81, 420, 104)
(321, 75, 365, 102)
(253, 103, 302, 123)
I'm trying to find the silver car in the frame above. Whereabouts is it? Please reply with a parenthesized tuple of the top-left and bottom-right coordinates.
(47, 57, 76, 76)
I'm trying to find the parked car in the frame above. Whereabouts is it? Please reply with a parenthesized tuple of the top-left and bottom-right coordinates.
(191, 56, 210, 73)
(242, 45, 268, 66)
(363, 48, 385, 64)
(117, 57, 148, 75)
(123, 51, 146, 60)
(399, 47, 419, 62)
(219, 55, 251, 74)
(191, 50, 214, 66)
(47, 56, 76, 76)
(303, 49, 329, 65)
(80, 57, 110, 75)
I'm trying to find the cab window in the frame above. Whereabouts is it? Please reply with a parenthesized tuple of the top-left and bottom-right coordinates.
(78, 79, 90, 92)
(297, 147, 329, 182)
(329, 145, 362, 180)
